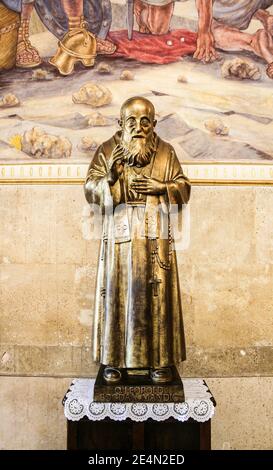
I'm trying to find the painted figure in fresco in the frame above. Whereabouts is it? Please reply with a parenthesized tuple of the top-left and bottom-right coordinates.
(4, 0, 41, 67)
(84, 97, 191, 385)
(2, 0, 115, 68)
(194, 0, 273, 78)
(132, 0, 273, 77)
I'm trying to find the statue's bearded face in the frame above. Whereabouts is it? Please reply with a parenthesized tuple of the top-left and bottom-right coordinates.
(120, 100, 156, 167)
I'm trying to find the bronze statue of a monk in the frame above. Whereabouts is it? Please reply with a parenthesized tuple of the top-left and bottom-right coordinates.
(84, 97, 191, 385)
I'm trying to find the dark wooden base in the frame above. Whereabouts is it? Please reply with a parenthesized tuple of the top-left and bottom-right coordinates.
(67, 417, 211, 450)
(93, 365, 184, 403)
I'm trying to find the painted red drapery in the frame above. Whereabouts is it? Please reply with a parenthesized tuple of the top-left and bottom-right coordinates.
(108, 29, 197, 64)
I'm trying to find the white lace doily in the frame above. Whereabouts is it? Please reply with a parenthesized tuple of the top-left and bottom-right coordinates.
(64, 379, 215, 423)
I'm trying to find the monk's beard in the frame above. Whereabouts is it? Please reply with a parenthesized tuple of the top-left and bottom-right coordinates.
(121, 134, 156, 167)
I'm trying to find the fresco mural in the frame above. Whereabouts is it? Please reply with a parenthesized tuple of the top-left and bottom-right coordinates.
(0, 0, 273, 164)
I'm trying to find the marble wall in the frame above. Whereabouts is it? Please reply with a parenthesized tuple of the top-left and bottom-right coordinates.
(1, 184, 273, 377)
(0, 183, 273, 449)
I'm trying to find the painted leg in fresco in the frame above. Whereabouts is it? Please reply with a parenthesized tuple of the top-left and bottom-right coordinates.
(134, 0, 174, 35)
(134, 0, 150, 34)
(254, 8, 273, 36)
(212, 20, 273, 79)
(16, 0, 41, 68)
(194, 0, 273, 78)
(61, 0, 115, 54)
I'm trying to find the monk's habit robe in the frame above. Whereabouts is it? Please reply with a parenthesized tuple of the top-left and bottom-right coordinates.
(84, 132, 191, 369)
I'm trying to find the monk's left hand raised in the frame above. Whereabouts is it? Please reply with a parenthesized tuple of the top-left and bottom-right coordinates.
(131, 175, 166, 195)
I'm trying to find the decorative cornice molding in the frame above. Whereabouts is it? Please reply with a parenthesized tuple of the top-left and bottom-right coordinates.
(0, 162, 273, 185)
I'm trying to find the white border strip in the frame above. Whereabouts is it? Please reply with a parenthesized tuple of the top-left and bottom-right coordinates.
(0, 163, 273, 184)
